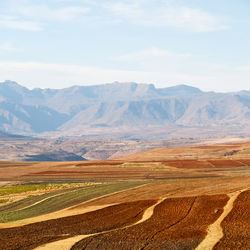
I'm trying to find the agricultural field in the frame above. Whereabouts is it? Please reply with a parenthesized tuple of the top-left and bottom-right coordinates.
(0, 142, 249, 249)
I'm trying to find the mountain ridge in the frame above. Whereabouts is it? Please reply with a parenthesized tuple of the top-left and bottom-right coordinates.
(0, 80, 250, 139)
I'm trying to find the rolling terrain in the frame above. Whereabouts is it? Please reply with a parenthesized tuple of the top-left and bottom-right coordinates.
(0, 136, 221, 162)
(0, 142, 249, 249)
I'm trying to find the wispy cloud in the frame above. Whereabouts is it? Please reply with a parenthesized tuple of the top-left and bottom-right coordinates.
(115, 47, 190, 61)
(1, 0, 228, 32)
(113, 47, 192, 72)
(0, 15, 42, 31)
(103, 1, 228, 32)
(0, 61, 249, 92)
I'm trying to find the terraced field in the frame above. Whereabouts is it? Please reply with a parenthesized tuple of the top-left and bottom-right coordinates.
(71, 195, 228, 250)
(0, 181, 146, 223)
(0, 200, 156, 249)
(214, 190, 250, 249)
(0, 142, 249, 249)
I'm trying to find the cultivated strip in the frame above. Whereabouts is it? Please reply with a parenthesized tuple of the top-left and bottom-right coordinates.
(35, 197, 165, 250)
(12, 188, 83, 212)
(196, 189, 245, 250)
(66, 182, 149, 211)
(0, 182, 148, 228)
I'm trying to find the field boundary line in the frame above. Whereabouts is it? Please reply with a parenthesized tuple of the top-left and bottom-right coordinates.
(140, 196, 197, 250)
(206, 161, 216, 168)
(0, 182, 150, 228)
(195, 188, 248, 250)
(9, 187, 85, 212)
(234, 160, 248, 166)
(35, 197, 166, 250)
(65, 182, 150, 211)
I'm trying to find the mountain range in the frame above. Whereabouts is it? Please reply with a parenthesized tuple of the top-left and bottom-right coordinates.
(0, 80, 250, 139)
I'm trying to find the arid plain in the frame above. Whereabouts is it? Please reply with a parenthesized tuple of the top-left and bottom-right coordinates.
(0, 141, 249, 250)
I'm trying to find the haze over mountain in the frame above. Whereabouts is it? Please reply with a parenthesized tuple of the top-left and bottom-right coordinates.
(0, 80, 250, 139)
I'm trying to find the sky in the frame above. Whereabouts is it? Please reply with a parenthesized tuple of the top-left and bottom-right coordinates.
(0, 0, 250, 92)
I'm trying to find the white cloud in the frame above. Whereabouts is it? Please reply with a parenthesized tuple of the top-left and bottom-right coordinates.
(113, 47, 192, 72)
(0, 15, 42, 31)
(115, 47, 192, 62)
(0, 61, 249, 92)
(158, 6, 228, 32)
(116, 47, 170, 61)
(103, 1, 228, 32)
(2, 0, 228, 32)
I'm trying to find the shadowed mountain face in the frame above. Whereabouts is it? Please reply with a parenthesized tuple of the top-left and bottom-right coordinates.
(0, 80, 250, 138)
(24, 151, 87, 161)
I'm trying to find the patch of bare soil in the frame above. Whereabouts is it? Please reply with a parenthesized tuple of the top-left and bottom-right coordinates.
(35, 198, 165, 250)
(196, 190, 244, 250)
(0, 200, 155, 250)
(72, 194, 228, 249)
(214, 189, 250, 250)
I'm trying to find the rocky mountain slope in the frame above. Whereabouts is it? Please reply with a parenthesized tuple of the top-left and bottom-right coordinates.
(0, 80, 250, 139)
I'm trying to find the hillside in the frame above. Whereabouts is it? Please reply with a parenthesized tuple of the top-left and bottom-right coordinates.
(0, 80, 250, 139)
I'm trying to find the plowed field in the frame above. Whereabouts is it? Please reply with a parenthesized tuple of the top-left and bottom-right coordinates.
(214, 190, 250, 250)
(72, 194, 228, 250)
(207, 160, 244, 168)
(0, 141, 249, 249)
(0, 200, 155, 250)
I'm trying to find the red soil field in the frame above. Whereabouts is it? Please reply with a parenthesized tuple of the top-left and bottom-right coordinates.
(75, 161, 123, 166)
(179, 160, 212, 169)
(72, 194, 228, 250)
(214, 190, 250, 250)
(208, 160, 244, 168)
(0, 200, 155, 250)
(162, 159, 248, 169)
(236, 159, 250, 165)
(16, 157, 250, 181)
(162, 160, 213, 169)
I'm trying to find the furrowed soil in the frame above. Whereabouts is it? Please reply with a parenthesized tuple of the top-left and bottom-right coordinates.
(214, 190, 250, 250)
(0, 142, 249, 249)
(72, 194, 228, 250)
(0, 200, 156, 250)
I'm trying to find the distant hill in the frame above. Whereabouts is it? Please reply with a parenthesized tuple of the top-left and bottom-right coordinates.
(0, 131, 32, 141)
(24, 151, 87, 162)
(0, 80, 250, 139)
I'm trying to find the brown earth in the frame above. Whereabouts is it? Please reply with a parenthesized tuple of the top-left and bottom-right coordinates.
(1, 176, 248, 228)
(0, 141, 250, 182)
(0, 141, 249, 249)
(71, 176, 250, 209)
(72, 194, 228, 250)
(214, 190, 250, 250)
(0, 200, 156, 250)
(0, 158, 249, 182)
(120, 142, 250, 161)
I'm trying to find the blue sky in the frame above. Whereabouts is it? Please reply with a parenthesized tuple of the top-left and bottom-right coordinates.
(0, 0, 250, 91)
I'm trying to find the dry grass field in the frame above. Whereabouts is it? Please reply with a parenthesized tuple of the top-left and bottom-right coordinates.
(0, 141, 249, 249)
